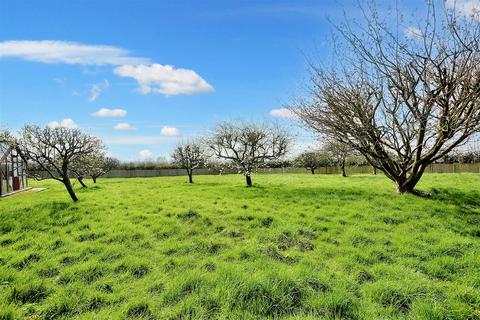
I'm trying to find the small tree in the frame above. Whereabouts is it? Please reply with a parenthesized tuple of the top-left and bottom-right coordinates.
(18, 125, 104, 202)
(295, 151, 322, 174)
(71, 153, 119, 186)
(323, 140, 355, 177)
(171, 141, 206, 183)
(207, 121, 289, 187)
(206, 160, 233, 175)
(90, 156, 119, 183)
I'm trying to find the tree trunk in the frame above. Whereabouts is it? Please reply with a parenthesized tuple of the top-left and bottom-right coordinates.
(63, 178, 79, 202)
(310, 167, 315, 174)
(245, 173, 252, 187)
(341, 160, 347, 177)
(396, 180, 416, 194)
(92, 176, 97, 183)
(394, 169, 425, 194)
(373, 167, 377, 175)
(188, 172, 193, 184)
(77, 177, 87, 188)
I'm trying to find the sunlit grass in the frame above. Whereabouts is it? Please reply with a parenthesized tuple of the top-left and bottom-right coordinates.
(0, 173, 479, 319)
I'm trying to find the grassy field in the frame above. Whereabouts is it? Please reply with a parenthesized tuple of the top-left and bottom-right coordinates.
(0, 173, 479, 319)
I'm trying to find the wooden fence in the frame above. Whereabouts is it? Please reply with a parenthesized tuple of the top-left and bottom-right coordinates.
(259, 163, 480, 175)
(99, 163, 479, 178)
(30, 163, 479, 179)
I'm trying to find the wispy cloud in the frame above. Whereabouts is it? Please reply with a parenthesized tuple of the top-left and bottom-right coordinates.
(47, 118, 78, 129)
(269, 108, 299, 120)
(113, 123, 136, 131)
(104, 135, 170, 145)
(160, 126, 180, 137)
(446, 0, 480, 20)
(114, 64, 214, 96)
(89, 79, 109, 102)
(404, 26, 423, 39)
(213, 3, 328, 18)
(89, 84, 102, 101)
(53, 77, 67, 85)
(91, 107, 127, 118)
(0, 40, 149, 65)
(139, 149, 154, 160)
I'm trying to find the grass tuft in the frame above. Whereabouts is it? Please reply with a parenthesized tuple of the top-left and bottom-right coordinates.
(126, 302, 153, 318)
(9, 283, 50, 304)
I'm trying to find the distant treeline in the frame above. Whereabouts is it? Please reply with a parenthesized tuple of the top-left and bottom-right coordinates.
(440, 150, 480, 164)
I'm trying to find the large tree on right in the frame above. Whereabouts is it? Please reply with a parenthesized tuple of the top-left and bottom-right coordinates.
(292, 1, 480, 194)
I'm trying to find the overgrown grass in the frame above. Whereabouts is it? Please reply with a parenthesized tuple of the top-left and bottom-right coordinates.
(0, 173, 479, 319)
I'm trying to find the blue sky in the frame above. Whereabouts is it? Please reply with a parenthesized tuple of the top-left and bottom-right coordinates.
(1, 0, 472, 161)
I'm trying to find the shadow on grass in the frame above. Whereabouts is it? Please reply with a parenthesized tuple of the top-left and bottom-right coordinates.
(76, 185, 103, 193)
(429, 188, 480, 212)
(425, 187, 480, 237)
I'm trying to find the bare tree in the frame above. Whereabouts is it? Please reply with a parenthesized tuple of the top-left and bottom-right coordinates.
(295, 150, 326, 174)
(171, 141, 207, 183)
(90, 156, 119, 183)
(70, 154, 118, 187)
(291, 1, 480, 194)
(323, 140, 354, 177)
(18, 125, 104, 202)
(207, 121, 289, 187)
(206, 160, 234, 175)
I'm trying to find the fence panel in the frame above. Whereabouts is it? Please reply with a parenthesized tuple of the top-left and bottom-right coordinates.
(30, 163, 479, 179)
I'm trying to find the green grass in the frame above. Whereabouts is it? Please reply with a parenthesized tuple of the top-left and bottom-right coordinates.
(0, 173, 479, 319)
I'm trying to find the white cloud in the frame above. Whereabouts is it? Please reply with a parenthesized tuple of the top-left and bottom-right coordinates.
(92, 107, 127, 117)
(53, 77, 67, 85)
(404, 26, 423, 39)
(47, 118, 78, 129)
(269, 108, 299, 120)
(160, 126, 180, 137)
(0, 40, 149, 65)
(113, 123, 136, 131)
(114, 64, 214, 96)
(1, 41, 213, 97)
(446, 0, 480, 20)
(139, 149, 154, 160)
(89, 79, 109, 102)
(89, 84, 102, 101)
